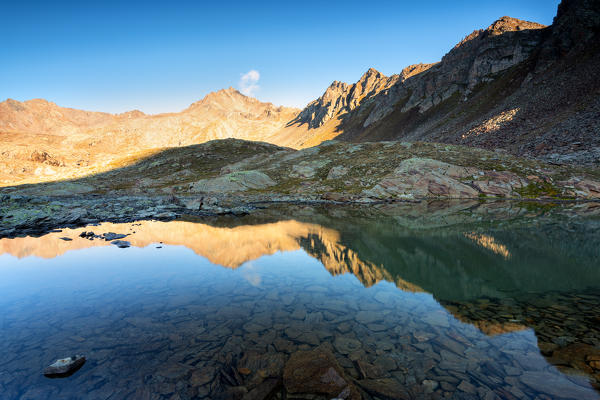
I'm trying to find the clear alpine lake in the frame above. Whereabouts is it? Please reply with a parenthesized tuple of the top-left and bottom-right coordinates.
(1, 202, 599, 399)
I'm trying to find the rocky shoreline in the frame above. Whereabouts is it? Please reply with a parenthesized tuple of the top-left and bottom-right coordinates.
(2, 139, 600, 239)
(2, 191, 599, 240)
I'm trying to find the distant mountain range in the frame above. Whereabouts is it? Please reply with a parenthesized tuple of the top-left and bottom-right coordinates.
(1, 0, 598, 185)
(0, 89, 299, 184)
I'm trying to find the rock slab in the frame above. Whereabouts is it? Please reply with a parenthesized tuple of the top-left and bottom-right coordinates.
(283, 347, 360, 399)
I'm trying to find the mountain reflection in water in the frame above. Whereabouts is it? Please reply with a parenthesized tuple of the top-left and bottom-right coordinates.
(0, 203, 599, 399)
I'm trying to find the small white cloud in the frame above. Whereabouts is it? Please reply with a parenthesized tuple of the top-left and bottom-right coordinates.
(239, 70, 260, 96)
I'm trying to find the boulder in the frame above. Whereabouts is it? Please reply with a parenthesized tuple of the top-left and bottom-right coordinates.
(43, 355, 85, 377)
(290, 160, 329, 179)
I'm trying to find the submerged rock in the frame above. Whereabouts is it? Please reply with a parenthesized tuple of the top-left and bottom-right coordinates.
(243, 378, 281, 400)
(357, 378, 411, 400)
(111, 240, 131, 248)
(43, 355, 86, 377)
(283, 347, 360, 399)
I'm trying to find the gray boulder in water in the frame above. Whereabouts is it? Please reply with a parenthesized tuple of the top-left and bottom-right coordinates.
(44, 355, 86, 377)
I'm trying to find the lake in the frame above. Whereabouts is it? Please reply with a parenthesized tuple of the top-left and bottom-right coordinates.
(1, 202, 599, 399)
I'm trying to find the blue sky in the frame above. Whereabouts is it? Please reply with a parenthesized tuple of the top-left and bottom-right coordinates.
(1, 0, 559, 113)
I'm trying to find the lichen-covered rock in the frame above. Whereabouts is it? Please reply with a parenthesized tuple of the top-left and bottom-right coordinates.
(326, 166, 349, 180)
(289, 160, 329, 179)
(471, 171, 528, 197)
(191, 170, 276, 193)
(363, 158, 480, 199)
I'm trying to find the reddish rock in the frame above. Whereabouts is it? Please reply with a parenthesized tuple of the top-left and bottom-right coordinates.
(560, 178, 600, 198)
(364, 158, 480, 199)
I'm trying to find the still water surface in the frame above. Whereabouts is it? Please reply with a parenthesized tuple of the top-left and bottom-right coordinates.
(1, 204, 599, 399)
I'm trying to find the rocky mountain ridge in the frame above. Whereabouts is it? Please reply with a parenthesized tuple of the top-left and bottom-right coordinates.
(0, 88, 296, 137)
(288, 0, 600, 164)
(290, 68, 401, 129)
(291, 16, 547, 131)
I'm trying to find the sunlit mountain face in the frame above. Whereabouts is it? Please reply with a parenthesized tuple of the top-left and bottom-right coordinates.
(1, 204, 599, 399)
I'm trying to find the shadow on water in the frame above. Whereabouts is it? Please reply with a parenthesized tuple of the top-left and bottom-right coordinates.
(0, 201, 599, 399)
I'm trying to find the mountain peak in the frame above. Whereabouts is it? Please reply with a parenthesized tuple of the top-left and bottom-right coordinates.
(185, 87, 255, 112)
(25, 98, 55, 105)
(454, 16, 546, 50)
(207, 87, 246, 99)
(486, 16, 547, 34)
(360, 67, 382, 80)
